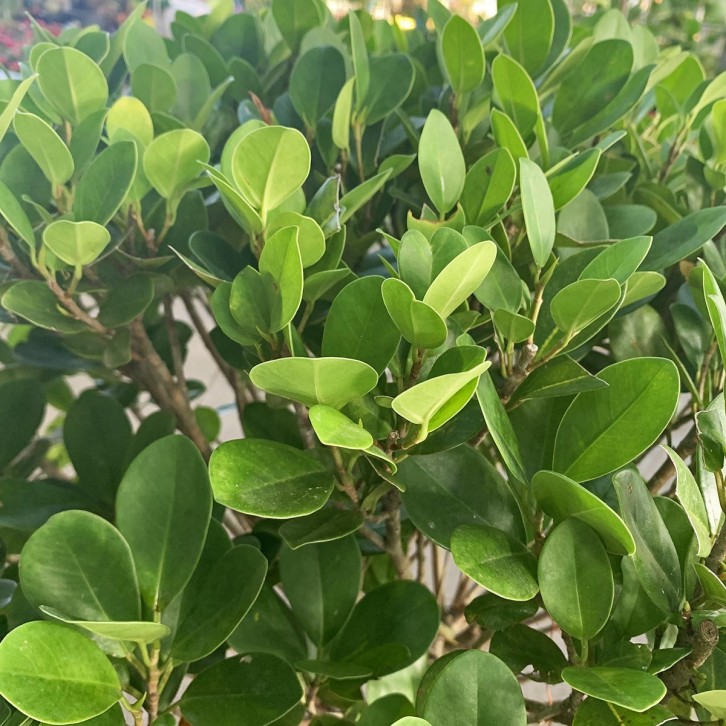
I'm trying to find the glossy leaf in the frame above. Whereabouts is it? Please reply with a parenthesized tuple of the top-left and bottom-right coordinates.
(553, 358, 680, 481)
(382, 278, 448, 350)
(451, 524, 538, 601)
(562, 667, 667, 713)
(209, 438, 334, 518)
(550, 278, 621, 334)
(42, 220, 110, 268)
(309, 405, 374, 450)
(279, 508, 364, 549)
(461, 148, 516, 227)
(538, 518, 614, 639)
(116, 435, 212, 610)
(520, 158, 555, 269)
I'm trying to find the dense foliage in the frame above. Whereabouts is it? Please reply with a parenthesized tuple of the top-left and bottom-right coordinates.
(0, 0, 725, 724)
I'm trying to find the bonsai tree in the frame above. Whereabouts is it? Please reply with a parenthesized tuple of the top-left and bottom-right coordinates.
(0, 0, 725, 724)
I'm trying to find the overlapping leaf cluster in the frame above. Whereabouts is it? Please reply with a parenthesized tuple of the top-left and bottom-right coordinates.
(0, 0, 725, 724)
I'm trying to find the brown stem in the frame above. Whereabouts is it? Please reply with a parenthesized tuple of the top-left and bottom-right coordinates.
(47, 278, 110, 337)
(384, 490, 410, 578)
(661, 619, 719, 694)
(499, 342, 538, 402)
(164, 295, 189, 406)
(147, 647, 161, 721)
(294, 403, 316, 450)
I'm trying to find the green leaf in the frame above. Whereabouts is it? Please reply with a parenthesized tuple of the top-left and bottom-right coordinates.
(491, 55, 539, 138)
(418, 109, 465, 217)
(392, 358, 490, 439)
(579, 236, 652, 283)
(202, 163, 263, 236)
(644, 207, 726, 270)
(489, 623, 567, 683)
(40, 606, 169, 645)
(143, 129, 210, 201)
(440, 15, 485, 94)
(493, 309, 535, 344)
(548, 149, 602, 210)
(382, 278, 447, 350)
(419, 650, 526, 725)
(131, 63, 177, 113)
(349, 12, 369, 109)
(553, 358, 680, 482)
(562, 667, 666, 713)
(98, 274, 155, 328)
(123, 19, 169, 71)
(520, 158, 555, 269)
(451, 523, 538, 601)
(258, 226, 303, 332)
(476, 373, 528, 484)
(512, 357, 608, 402)
(332, 77, 355, 151)
(0, 380, 45, 472)
(180, 653, 303, 726)
(172, 545, 267, 662)
(280, 535, 361, 645)
(532, 470, 634, 554)
(339, 169, 392, 224)
(232, 125, 310, 220)
(322, 276, 401, 373)
(37, 47, 108, 125)
(614, 469, 682, 613)
(461, 148, 516, 227)
(0, 621, 120, 724)
(116, 435, 212, 610)
(538, 518, 613, 639)
(2, 280, 86, 334)
(279, 508, 364, 549)
(552, 39, 632, 136)
(290, 45, 346, 129)
(694, 563, 726, 607)
(329, 581, 439, 676)
(209, 438, 334, 518)
(266, 211, 325, 268)
(423, 242, 496, 318)
(13, 112, 74, 187)
(360, 54, 414, 125)
(501, 0, 554, 76)
(42, 220, 110, 267)
(398, 445, 525, 549)
(271, 0, 322, 52)
(250, 357, 379, 409)
(550, 278, 621, 334)
(74, 141, 137, 224)
(309, 405, 373, 450)
(20, 510, 139, 624)
(491, 108, 528, 161)
(662, 446, 711, 558)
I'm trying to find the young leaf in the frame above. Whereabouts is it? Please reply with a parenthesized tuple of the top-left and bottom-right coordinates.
(13, 111, 74, 186)
(382, 278, 448, 350)
(520, 158, 555, 269)
(43, 220, 110, 267)
(460, 148, 516, 227)
(249, 357, 379, 409)
(309, 405, 374, 450)
(258, 226, 303, 332)
(209, 439, 335, 518)
(491, 55, 539, 138)
(144, 129, 210, 201)
(418, 109, 465, 217)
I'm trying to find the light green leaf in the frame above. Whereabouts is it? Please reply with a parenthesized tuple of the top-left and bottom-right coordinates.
(492, 55, 539, 138)
(43, 220, 110, 267)
(332, 77, 355, 151)
(520, 158, 555, 269)
(250, 357, 379, 409)
(702, 262, 726, 366)
(266, 211, 325, 267)
(37, 47, 108, 125)
(451, 523, 538, 601)
(13, 112, 74, 186)
(538, 518, 613, 639)
(258, 226, 303, 332)
(210, 438, 334, 518)
(418, 109, 465, 217)
(694, 563, 726, 607)
(562, 667, 666, 713)
(693, 690, 726, 720)
(309, 405, 374, 450)
(423, 241, 496, 318)
(143, 129, 210, 201)
(553, 358, 680, 482)
(0, 621, 120, 724)
(662, 446, 711, 558)
(440, 15, 485, 94)
(491, 108, 528, 161)
(232, 125, 310, 220)
(493, 309, 535, 344)
(0, 75, 36, 144)
(0, 180, 35, 251)
(550, 278, 621, 334)
(579, 236, 652, 284)
(461, 148, 516, 227)
(382, 278, 447, 350)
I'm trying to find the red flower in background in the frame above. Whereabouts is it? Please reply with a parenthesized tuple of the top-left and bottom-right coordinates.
(0, 18, 60, 71)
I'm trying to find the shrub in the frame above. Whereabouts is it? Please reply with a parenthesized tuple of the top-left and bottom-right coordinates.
(0, 1, 725, 724)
